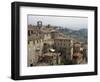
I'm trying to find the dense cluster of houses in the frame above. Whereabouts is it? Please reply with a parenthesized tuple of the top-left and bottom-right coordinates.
(28, 21, 87, 66)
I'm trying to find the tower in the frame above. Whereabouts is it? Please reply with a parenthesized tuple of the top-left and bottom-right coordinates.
(37, 21, 42, 29)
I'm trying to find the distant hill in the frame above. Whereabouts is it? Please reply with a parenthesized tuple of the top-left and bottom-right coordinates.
(58, 28, 88, 43)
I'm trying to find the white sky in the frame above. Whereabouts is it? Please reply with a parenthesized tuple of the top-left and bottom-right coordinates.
(28, 15, 88, 30)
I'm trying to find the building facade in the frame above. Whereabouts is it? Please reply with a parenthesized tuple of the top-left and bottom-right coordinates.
(28, 21, 86, 66)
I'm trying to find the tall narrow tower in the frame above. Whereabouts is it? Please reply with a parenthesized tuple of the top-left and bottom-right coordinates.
(37, 21, 42, 29)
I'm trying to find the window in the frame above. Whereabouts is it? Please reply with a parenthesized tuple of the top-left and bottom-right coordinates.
(28, 30, 30, 36)
(33, 41, 35, 44)
(31, 30, 33, 34)
(28, 41, 30, 44)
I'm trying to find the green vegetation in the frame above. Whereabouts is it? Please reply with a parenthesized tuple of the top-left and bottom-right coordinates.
(58, 28, 87, 43)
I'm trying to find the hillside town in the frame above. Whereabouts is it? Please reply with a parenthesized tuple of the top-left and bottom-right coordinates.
(28, 21, 87, 67)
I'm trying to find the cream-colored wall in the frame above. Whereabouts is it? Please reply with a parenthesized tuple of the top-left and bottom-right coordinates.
(28, 40, 44, 66)
(44, 33, 51, 40)
(54, 39, 71, 49)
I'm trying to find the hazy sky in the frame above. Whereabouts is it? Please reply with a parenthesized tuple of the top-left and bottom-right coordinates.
(28, 15, 88, 30)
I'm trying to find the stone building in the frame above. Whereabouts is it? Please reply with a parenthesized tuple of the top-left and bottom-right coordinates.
(53, 37, 73, 62)
(28, 34, 44, 66)
(28, 21, 54, 66)
(27, 21, 78, 66)
(38, 52, 61, 65)
(72, 42, 86, 64)
(28, 21, 44, 66)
